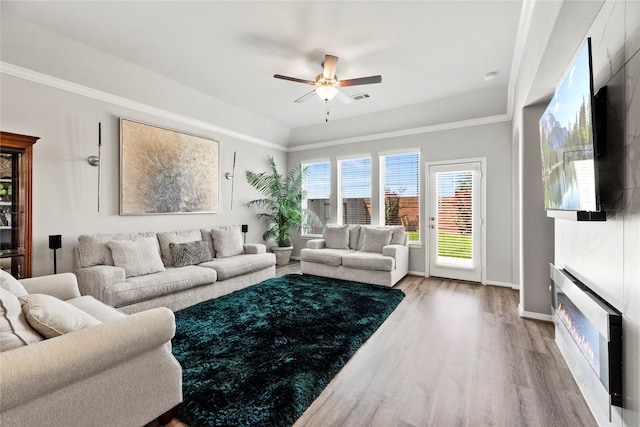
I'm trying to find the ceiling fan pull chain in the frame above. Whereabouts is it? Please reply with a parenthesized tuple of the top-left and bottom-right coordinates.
(326, 107, 330, 123)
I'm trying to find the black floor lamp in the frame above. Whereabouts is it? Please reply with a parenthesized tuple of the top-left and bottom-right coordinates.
(49, 235, 61, 274)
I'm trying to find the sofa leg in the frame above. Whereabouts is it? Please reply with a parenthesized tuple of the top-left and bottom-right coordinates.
(157, 409, 174, 426)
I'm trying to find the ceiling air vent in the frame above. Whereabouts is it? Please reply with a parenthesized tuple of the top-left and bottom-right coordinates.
(351, 93, 371, 101)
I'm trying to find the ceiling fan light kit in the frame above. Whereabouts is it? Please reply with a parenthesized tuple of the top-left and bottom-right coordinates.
(274, 54, 382, 104)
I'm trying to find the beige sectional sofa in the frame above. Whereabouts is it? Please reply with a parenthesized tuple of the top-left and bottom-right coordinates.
(74, 225, 276, 313)
(0, 271, 182, 426)
(300, 224, 409, 287)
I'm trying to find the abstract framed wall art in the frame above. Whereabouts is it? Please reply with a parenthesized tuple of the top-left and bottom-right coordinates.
(120, 118, 220, 215)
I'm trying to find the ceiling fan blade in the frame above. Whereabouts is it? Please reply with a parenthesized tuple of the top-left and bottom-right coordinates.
(335, 90, 353, 104)
(294, 90, 317, 103)
(274, 74, 316, 85)
(340, 75, 382, 87)
(323, 55, 339, 80)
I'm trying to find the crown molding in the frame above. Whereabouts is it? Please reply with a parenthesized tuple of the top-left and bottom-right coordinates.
(287, 114, 512, 153)
(0, 62, 287, 152)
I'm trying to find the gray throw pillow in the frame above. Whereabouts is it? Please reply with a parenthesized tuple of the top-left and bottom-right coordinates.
(324, 225, 350, 249)
(359, 227, 393, 253)
(169, 240, 213, 267)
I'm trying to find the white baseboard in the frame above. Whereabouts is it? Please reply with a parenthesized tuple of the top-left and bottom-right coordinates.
(409, 271, 426, 276)
(486, 280, 519, 290)
(518, 304, 553, 322)
(290, 255, 301, 261)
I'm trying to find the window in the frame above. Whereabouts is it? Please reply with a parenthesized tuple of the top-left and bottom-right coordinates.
(338, 157, 371, 225)
(302, 160, 330, 235)
(381, 151, 420, 242)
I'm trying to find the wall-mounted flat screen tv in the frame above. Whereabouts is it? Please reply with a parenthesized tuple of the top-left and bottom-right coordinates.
(539, 38, 600, 214)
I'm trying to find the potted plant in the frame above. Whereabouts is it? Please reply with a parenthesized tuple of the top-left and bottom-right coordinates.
(245, 156, 319, 265)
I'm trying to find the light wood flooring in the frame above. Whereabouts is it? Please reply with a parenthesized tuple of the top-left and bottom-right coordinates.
(159, 262, 596, 427)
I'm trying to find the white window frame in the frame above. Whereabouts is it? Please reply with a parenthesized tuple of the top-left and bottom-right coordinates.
(337, 154, 372, 226)
(379, 149, 421, 244)
(301, 158, 331, 237)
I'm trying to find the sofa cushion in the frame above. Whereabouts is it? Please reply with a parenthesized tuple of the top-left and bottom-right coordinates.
(341, 252, 396, 272)
(157, 230, 203, 266)
(77, 232, 156, 268)
(300, 248, 353, 266)
(170, 240, 213, 267)
(212, 225, 244, 258)
(323, 224, 350, 249)
(199, 253, 276, 280)
(19, 294, 101, 338)
(200, 229, 216, 258)
(104, 266, 217, 308)
(0, 288, 43, 351)
(0, 269, 27, 296)
(107, 238, 166, 278)
(360, 227, 393, 253)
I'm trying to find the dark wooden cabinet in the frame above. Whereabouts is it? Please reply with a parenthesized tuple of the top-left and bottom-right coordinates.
(0, 131, 39, 278)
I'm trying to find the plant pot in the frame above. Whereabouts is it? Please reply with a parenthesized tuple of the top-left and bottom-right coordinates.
(271, 246, 293, 266)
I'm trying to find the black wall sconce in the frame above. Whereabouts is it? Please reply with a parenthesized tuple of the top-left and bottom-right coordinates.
(49, 235, 62, 274)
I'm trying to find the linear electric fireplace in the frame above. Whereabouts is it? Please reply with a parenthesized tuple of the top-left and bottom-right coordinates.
(550, 264, 622, 414)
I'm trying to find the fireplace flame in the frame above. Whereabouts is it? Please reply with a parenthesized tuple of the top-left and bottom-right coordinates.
(557, 303, 597, 367)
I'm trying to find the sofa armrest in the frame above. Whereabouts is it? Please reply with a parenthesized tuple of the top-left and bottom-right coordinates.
(244, 243, 266, 254)
(383, 244, 409, 273)
(0, 307, 176, 411)
(75, 265, 126, 300)
(306, 239, 326, 249)
(19, 273, 81, 300)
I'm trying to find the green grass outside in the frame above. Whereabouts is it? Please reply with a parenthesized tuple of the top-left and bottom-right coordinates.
(408, 231, 420, 242)
(437, 232, 472, 259)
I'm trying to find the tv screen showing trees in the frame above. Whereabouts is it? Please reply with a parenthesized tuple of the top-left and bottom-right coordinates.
(539, 39, 598, 212)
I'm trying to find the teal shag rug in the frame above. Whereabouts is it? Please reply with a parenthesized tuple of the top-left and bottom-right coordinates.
(172, 273, 405, 427)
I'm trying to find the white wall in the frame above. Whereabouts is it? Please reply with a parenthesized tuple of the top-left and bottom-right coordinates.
(0, 40, 287, 276)
(513, 0, 639, 425)
(287, 119, 514, 285)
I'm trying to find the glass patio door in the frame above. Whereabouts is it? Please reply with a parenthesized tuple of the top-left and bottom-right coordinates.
(428, 161, 483, 282)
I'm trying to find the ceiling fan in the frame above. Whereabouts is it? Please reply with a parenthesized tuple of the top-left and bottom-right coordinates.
(274, 54, 382, 104)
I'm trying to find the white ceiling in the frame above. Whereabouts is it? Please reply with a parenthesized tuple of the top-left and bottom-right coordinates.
(2, 1, 524, 130)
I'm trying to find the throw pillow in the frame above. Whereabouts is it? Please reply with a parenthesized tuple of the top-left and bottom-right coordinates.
(0, 288, 43, 351)
(211, 225, 244, 258)
(348, 225, 362, 250)
(107, 237, 166, 277)
(0, 269, 28, 296)
(359, 227, 393, 253)
(157, 230, 203, 266)
(387, 226, 408, 245)
(19, 294, 101, 338)
(323, 224, 350, 249)
(170, 240, 213, 267)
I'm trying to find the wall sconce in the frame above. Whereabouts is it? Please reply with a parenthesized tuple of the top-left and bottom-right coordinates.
(87, 122, 102, 212)
(226, 151, 237, 210)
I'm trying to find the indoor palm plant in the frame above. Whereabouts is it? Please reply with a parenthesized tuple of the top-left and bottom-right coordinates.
(245, 157, 319, 265)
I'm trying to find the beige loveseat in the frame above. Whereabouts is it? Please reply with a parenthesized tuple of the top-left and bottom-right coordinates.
(74, 225, 276, 313)
(300, 224, 409, 287)
(0, 271, 182, 426)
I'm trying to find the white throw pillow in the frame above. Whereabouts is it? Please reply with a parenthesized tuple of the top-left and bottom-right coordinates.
(107, 237, 166, 277)
(359, 227, 393, 253)
(212, 225, 245, 258)
(20, 294, 101, 338)
(0, 269, 28, 296)
(0, 288, 43, 351)
(323, 225, 350, 249)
